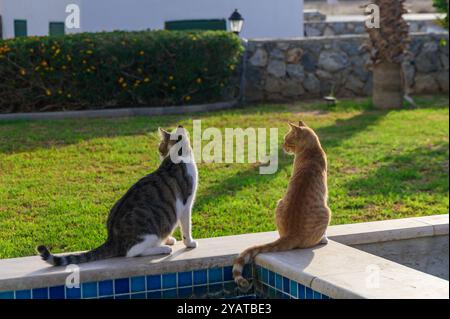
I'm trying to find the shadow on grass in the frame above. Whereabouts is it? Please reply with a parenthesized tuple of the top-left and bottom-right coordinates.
(345, 142, 449, 198)
(195, 109, 388, 206)
(0, 95, 447, 155)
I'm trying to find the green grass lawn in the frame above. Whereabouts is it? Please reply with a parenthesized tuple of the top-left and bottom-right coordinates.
(0, 96, 448, 259)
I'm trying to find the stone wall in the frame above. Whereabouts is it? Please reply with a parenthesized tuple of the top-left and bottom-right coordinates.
(243, 33, 449, 102)
(304, 19, 445, 37)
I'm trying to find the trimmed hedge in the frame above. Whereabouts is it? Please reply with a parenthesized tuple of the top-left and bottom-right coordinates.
(433, 0, 449, 29)
(0, 30, 244, 113)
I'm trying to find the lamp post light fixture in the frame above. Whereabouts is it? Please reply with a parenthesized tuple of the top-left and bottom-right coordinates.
(229, 9, 244, 35)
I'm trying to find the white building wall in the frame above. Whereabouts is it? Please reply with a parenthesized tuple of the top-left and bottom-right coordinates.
(82, 0, 304, 39)
(0, 0, 82, 39)
(0, 0, 304, 39)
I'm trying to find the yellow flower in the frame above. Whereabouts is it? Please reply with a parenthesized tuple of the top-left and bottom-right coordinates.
(82, 60, 87, 64)
(41, 61, 48, 67)
(196, 78, 202, 84)
(54, 48, 61, 56)
(86, 50, 93, 55)
(58, 90, 63, 94)
(139, 51, 144, 56)
(229, 64, 236, 70)
(144, 77, 150, 82)
(19, 69, 27, 76)
(90, 66, 96, 70)
(185, 96, 192, 101)
(118, 77, 124, 83)
(169, 75, 174, 81)
(29, 48, 34, 53)
(66, 55, 72, 61)
(67, 93, 72, 98)
(45, 89, 52, 96)
(62, 65, 67, 70)
(122, 83, 128, 88)
(171, 86, 176, 90)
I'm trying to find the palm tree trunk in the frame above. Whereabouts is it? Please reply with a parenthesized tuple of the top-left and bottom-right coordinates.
(372, 62, 404, 109)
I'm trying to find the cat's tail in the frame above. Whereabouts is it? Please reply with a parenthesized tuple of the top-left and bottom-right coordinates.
(37, 241, 117, 267)
(232, 237, 299, 290)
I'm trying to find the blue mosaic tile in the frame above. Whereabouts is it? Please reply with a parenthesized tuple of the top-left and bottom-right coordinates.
(261, 267, 269, 284)
(193, 269, 207, 285)
(268, 270, 275, 287)
(146, 275, 161, 290)
(147, 291, 162, 299)
(283, 277, 290, 294)
(267, 286, 277, 299)
(275, 289, 285, 299)
(131, 292, 146, 299)
(66, 286, 81, 299)
(298, 283, 306, 299)
(208, 267, 223, 284)
(223, 266, 233, 281)
(114, 278, 130, 294)
(15, 290, 31, 299)
(99, 296, 114, 299)
(275, 273, 283, 290)
(162, 289, 177, 299)
(193, 285, 208, 297)
(209, 283, 223, 294)
(243, 264, 252, 278)
(130, 276, 146, 293)
(99, 280, 113, 296)
(49, 286, 65, 299)
(178, 271, 192, 287)
(82, 282, 97, 298)
(32, 287, 48, 299)
(256, 266, 263, 279)
(162, 273, 177, 289)
(305, 287, 314, 299)
(0, 291, 14, 299)
(115, 294, 130, 299)
(290, 280, 298, 298)
(178, 287, 193, 298)
(314, 291, 322, 299)
(322, 294, 331, 300)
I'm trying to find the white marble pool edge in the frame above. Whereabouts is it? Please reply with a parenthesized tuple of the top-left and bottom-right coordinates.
(0, 214, 448, 299)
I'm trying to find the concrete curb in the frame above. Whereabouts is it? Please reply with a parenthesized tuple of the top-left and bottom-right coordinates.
(0, 100, 239, 122)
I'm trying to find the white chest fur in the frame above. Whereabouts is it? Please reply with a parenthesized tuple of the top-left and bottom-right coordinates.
(175, 156, 198, 219)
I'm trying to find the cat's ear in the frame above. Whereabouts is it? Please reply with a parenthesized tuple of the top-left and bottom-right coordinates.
(299, 120, 307, 127)
(288, 122, 303, 131)
(158, 127, 170, 140)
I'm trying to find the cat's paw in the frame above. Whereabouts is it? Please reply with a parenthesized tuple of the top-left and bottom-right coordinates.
(160, 246, 173, 255)
(184, 240, 198, 249)
(165, 236, 177, 246)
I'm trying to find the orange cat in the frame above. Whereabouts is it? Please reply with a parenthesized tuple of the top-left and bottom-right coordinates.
(233, 121, 331, 289)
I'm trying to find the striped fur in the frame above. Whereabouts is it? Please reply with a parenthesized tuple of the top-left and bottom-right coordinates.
(233, 121, 331, 289)
(38, 126, 199, 266)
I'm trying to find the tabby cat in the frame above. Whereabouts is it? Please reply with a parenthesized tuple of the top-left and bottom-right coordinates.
(233, 121, 331, 289)
(37, 126, 198, 266)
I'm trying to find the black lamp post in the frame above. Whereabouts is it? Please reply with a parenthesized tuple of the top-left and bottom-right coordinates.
(228, 9, 244, 35)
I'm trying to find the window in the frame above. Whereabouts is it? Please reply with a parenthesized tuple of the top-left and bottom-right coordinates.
(165, 19, 226, 31)
(14, 20, 27, 37)
(49, 22, 65, 36)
